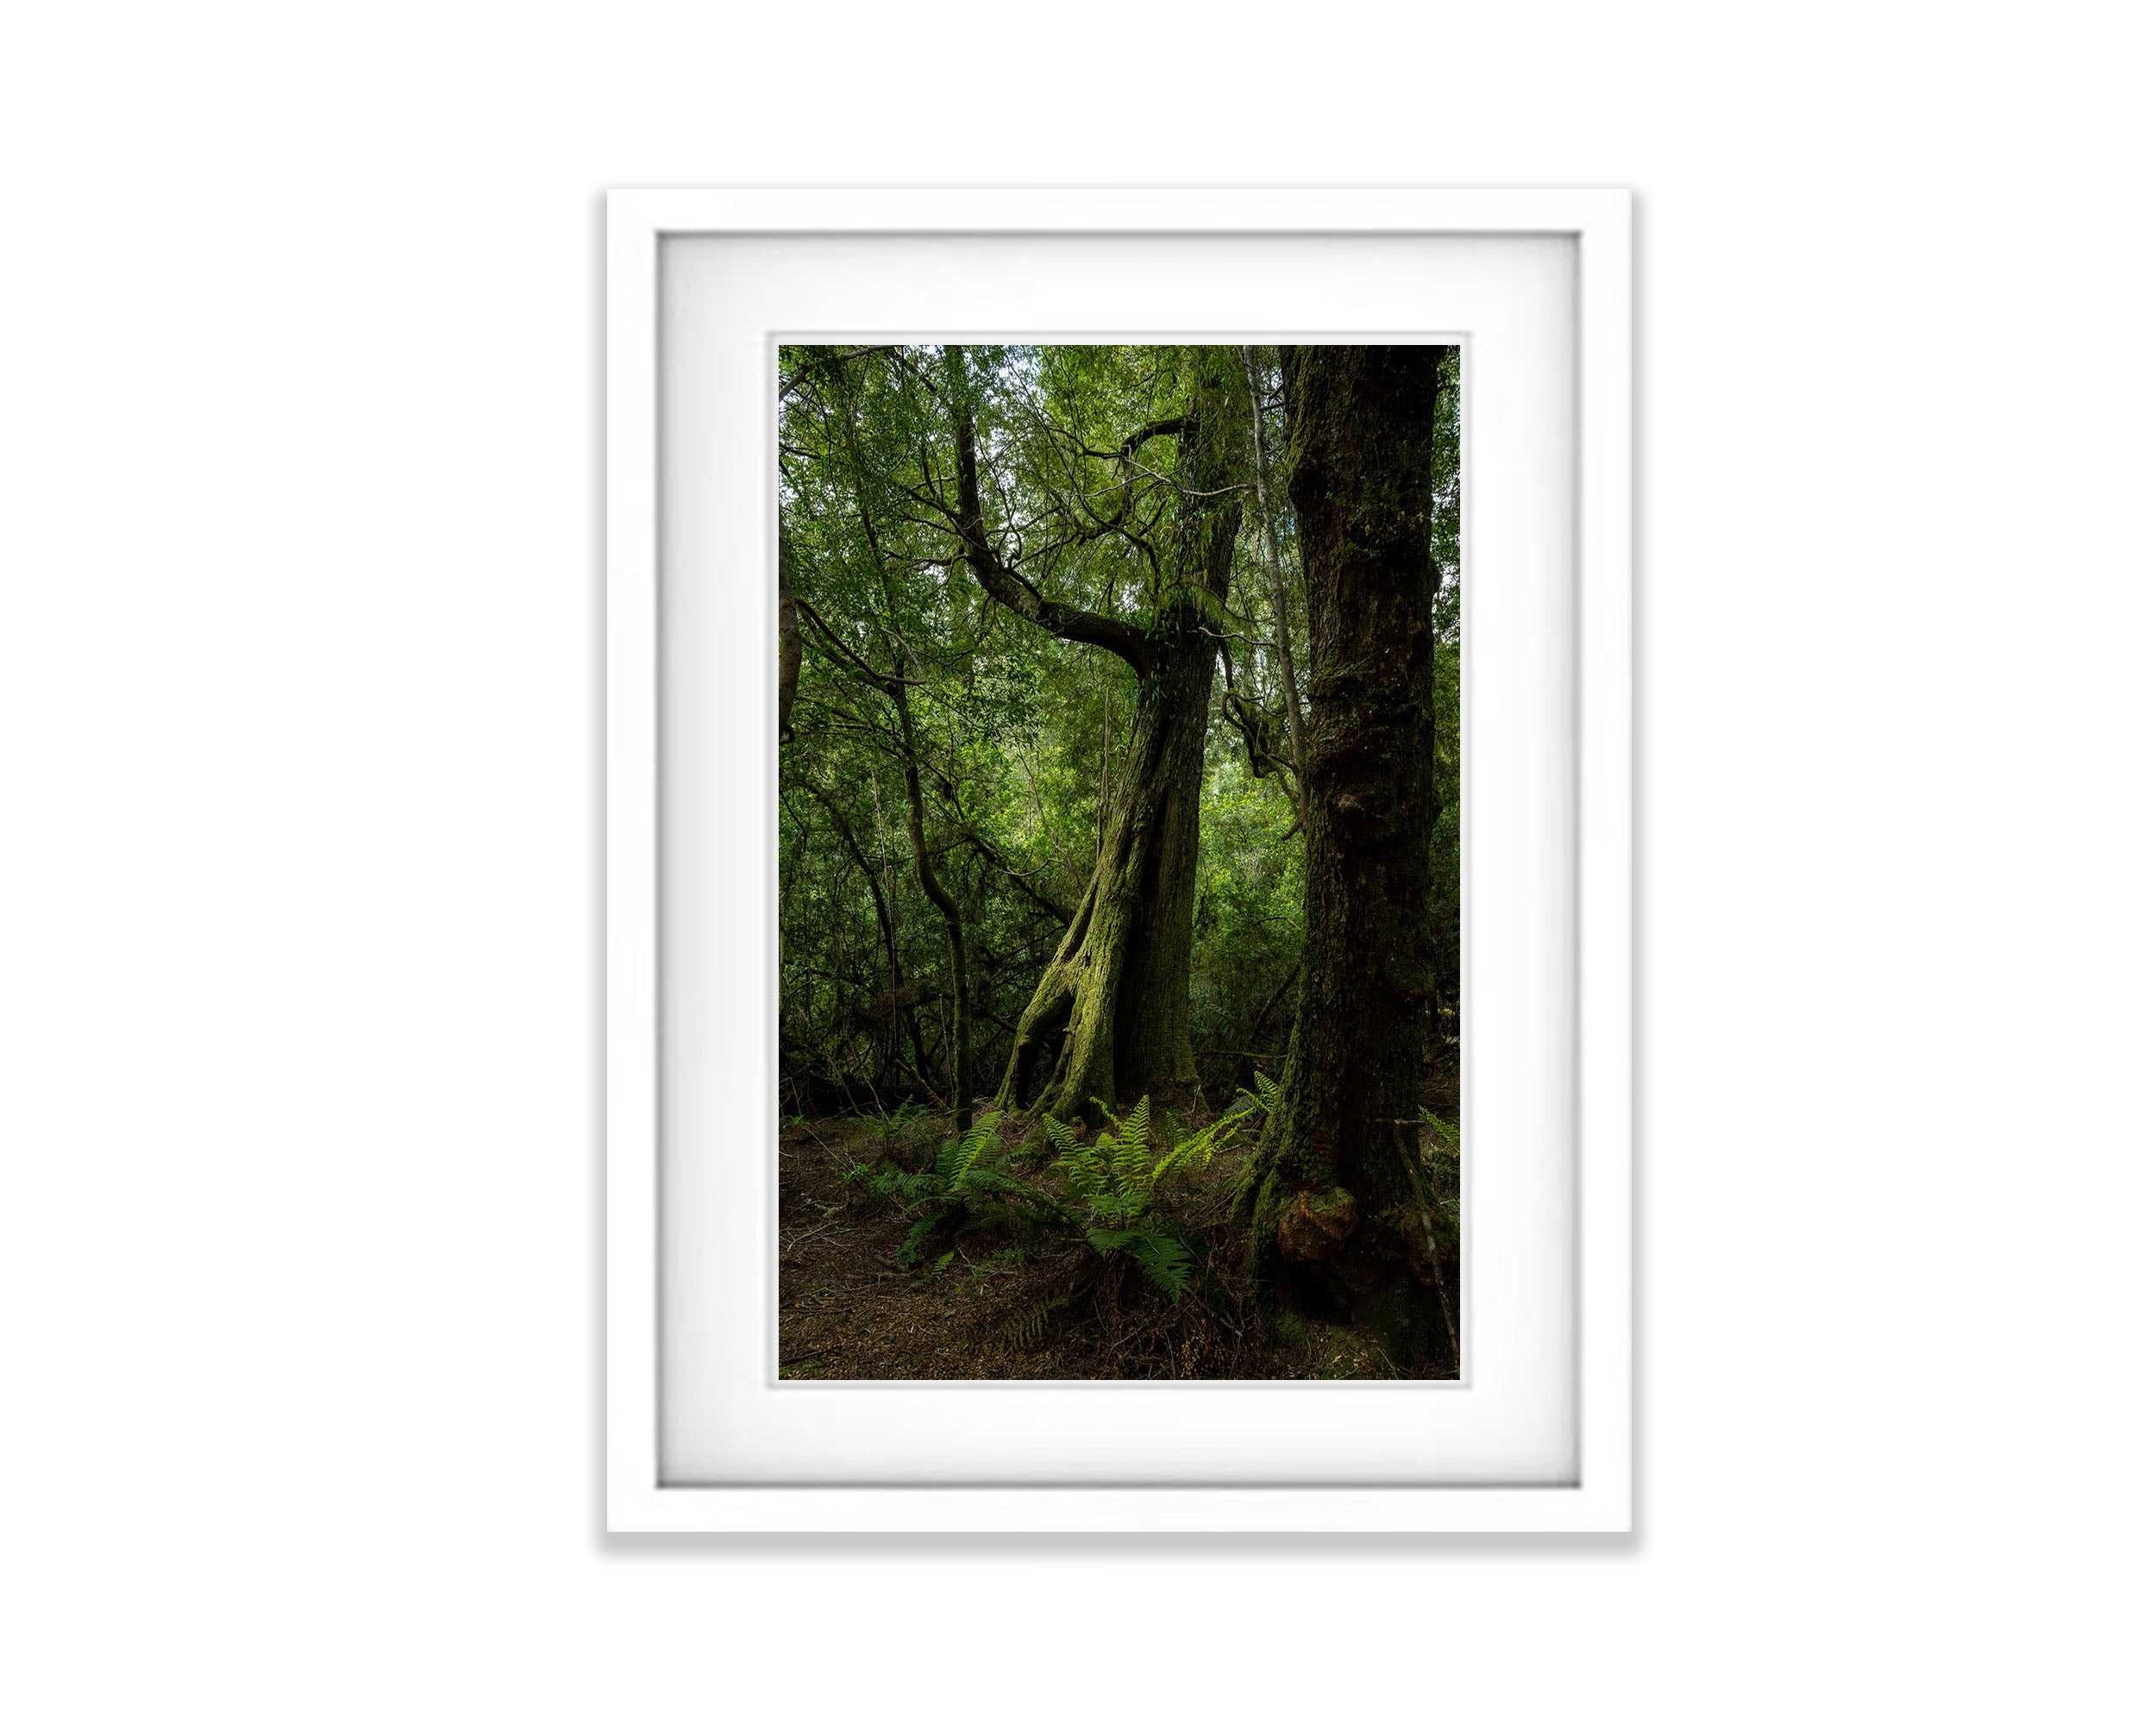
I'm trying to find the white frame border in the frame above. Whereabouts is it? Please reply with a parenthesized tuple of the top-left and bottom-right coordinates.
(606, 189, 1632, 1534)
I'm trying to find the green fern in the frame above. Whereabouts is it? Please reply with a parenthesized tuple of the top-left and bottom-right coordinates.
(1046, 1094, 1250, 1302)
(871, 1109, 1072, 1272)
(1087, 1224, 1195, 1299)
(1125, 1228, 1195, 1300)
(1151, 1100, 1252, 1186)
(897, 1213, 942, 1268)
(1414, 1108, 1463, 1276)
(999, 1297, 1055, 1349)
(941, 1110, 1002, 1181)
(1090, 1095, 1153, 1198)
(878, 1095, 1251, 1301)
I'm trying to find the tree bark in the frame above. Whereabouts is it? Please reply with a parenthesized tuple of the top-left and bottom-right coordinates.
(978, 354, 1243, 1122)
(1240, 345, 1451, 1370)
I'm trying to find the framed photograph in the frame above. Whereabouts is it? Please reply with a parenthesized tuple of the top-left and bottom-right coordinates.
(607, 189, 1631, 1532)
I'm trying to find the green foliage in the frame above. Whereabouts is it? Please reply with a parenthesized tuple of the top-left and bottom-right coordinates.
(778, 342, 1458, 1112)
(862, 1112, 1062, 1268)
(1081, 1226, 1194, 1302)
(997, 1294, 1068, 1350)
(940, 1110, 1002, 1181)
(1428, 346, 1464, 1027)
(854, 1093, 1254, 1300)
(1417, 1107, 1463, 1266)
(1044, 1095, 1253, 1301)
(856, 1097, 934, 1163)
(1238, 1070, 1282, 1117)
(1226, 1070, 1282, 1212)
(1417, 1106, 1461, 1158)
(1151, 1103, 1250, 1187)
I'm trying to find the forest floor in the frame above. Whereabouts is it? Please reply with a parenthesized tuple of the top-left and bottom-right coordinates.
(778, 1070, 1460, 1381)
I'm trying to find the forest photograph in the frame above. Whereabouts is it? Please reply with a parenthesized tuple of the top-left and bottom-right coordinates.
(777, 341, 1462, 1380)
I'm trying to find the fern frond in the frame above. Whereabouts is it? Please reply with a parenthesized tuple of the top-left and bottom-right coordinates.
(897, 1214, 940, 1268)
(949, 1110, 1002, 1180)
(870, 1164, 938, 1209)
(1151, 1107, 1245, 1185)
(999, 1299, 1053, 1349)
(1112, 1095, 1152, 1194)
(1056, 1138, 1106, 1201)
(1125, 1227, 1194, 1301)
(1236, 1070, 1282, 1119)
(1080, 1221, 1195, 1301)
(1418, 1107, 1462, 1174)
(1418, 1106, 1459, 1145)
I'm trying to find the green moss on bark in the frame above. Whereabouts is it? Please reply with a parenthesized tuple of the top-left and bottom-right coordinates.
(994, 357, 1244, 1123)
(1238, 346, 1456, 1373)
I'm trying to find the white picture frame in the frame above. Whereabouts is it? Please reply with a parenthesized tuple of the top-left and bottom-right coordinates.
(607, 188, 1632, 1533)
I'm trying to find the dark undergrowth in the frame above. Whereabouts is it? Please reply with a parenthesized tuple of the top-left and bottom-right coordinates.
(779, 1080, 1461, 1382)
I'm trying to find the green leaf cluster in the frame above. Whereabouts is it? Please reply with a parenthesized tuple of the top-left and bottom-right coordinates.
(862, 1112, 1064, 1269)
(778, 344, 1460, 1113)
(1042, 1095, 1254, 1300)
(856, 1093, 1257, 1302)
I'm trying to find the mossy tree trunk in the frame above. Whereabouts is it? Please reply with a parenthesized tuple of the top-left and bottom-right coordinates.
(1241, 345, 1451, 1370)
(952, 354, 1244, 1122)
(996, 578, 1226, 1120)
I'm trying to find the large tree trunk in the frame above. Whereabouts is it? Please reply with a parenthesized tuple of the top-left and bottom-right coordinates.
(996, 603, 1221, 1120)
(991, 356, 1243, 1121)
(1241, 345, 1451, 1370)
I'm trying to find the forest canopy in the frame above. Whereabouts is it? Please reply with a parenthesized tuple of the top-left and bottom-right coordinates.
(777, 342, 1463, 1379)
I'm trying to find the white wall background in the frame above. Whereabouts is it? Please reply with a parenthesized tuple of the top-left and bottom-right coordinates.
(3, 4, 2148, 1720)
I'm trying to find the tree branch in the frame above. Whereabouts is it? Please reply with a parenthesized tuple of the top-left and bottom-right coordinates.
(1117, 415, 1194, 456)
(945, 356, 1155, 676)
(778, 345, 899, 403)
(950, 823, 1075, 926)
(793, 596, 926, 693)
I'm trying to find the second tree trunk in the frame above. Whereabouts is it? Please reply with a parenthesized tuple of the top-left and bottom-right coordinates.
(1242, 344, 1451, 1369)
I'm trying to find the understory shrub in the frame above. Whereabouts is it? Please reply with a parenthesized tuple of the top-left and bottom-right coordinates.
(857, 1096, 1257, 1298)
